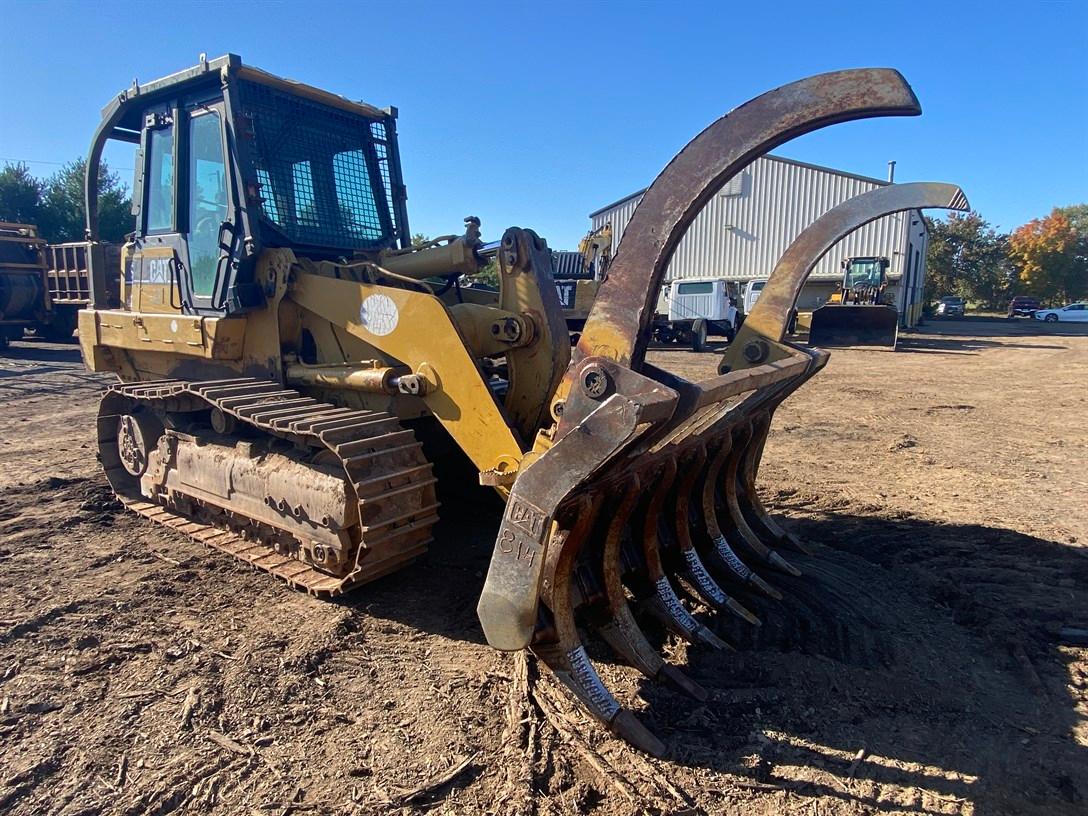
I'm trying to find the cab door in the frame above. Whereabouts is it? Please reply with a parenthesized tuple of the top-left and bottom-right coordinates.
(128, 108, 185, 314)
(127, 98, 236, 316)
(180, 102, 231, 312)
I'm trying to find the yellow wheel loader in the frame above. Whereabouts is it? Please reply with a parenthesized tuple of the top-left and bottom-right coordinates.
(808, 255, 900, 348)
(79, 55, 968, 755)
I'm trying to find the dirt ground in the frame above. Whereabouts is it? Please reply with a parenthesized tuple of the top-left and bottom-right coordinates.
(0, 319, 1085, 816)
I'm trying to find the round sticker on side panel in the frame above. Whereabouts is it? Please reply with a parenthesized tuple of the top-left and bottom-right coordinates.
(359, 294, 399, 336)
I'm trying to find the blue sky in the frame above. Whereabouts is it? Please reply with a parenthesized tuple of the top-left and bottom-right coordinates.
(1, 0, 1084, 249)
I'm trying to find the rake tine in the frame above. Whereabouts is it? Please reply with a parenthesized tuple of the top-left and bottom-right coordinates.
(637, 461, 731, 651)
(719, 420, 802, 577)
(699, 438, 783, 601)
(533, 498, 666, 756)
(736, 408, 812, 555)
(582, 478, 708, 701)
(668, 446, 760, 626)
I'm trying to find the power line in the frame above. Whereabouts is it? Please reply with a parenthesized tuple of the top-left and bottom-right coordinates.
(0, 156, 135, 172)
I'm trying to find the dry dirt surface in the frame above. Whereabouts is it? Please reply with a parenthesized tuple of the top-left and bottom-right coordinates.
(0, 319, 1085, 816)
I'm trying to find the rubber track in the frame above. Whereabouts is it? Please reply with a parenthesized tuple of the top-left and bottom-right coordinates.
(100, 377, 440, 597)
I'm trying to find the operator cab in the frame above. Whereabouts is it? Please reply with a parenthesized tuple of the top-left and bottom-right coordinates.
(84, 54, 410, 317)
(842, 256, 889, 291)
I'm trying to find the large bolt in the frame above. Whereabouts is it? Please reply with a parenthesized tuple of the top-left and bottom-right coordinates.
(743, 339, 769, 364)
(580, 365, 610, 399)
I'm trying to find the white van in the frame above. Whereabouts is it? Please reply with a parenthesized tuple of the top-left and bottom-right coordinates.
(742, 279, 767, 315)
(654, 277, 739, 351)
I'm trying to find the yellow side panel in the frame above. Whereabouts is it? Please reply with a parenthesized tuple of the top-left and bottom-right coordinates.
(125, 246, 184, 315)
(79, 309, 246, 367)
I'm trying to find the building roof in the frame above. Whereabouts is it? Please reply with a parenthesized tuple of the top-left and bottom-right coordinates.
(588, 153, 891, 218)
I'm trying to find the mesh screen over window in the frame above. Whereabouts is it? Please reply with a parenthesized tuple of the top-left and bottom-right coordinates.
(237, 80, 399, 250)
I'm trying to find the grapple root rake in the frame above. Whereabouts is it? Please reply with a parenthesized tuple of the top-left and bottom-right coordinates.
(478, 68, 970, 755)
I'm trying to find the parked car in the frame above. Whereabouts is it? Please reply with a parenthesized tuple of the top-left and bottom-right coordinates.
(1034, 302, 1088, 323)
(1007, 296, 1040, 317)
(936, 296, 965, 317)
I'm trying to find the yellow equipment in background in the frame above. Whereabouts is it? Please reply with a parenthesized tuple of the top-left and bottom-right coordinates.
(808, 256, 899, 348)
(78, 55, 967, 754)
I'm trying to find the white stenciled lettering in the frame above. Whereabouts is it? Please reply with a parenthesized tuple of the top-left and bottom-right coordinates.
(566, 646, 619, 718)
(655, 576, 700, 633)
(683, 549, 727, 605)
(714, 535, 752, 579)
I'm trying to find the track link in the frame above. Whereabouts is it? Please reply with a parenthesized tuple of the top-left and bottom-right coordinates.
(98, 377, 440, 596)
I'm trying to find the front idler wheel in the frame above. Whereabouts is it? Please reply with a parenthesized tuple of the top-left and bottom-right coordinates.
(117, 412, 162, 478)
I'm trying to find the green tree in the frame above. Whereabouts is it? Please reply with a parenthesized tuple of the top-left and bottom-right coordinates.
(924, 212, 1010, 309)
(39, 158, 132, 243)
(1055, 204, 1088, 277)
(473, 257, 500, 288)
(1009, 207, 1088, 304)
(0, 163, 44, 225)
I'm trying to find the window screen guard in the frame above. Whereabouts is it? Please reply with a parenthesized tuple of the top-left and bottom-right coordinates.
(237, 80, 399, 250)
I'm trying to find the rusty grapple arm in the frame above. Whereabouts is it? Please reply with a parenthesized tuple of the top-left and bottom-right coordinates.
(478, 68, 969, 755)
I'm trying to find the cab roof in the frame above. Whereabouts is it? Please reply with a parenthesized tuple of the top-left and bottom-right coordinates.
(102, 53, 391, 134)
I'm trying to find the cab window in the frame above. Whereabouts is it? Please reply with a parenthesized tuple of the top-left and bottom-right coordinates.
(187, 111, 227, 297)
(145, 126, 175, 232)
(677, 282, 714, 295)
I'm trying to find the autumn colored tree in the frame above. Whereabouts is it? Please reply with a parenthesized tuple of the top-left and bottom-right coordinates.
(1009, 207, 1088, 304)
(924, 211, 1011, 309)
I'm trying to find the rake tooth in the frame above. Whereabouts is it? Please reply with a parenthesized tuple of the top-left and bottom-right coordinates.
(681, 547, 762, 626)
(532, 636, 665, 756)
(645, 577, 732, 651)
(669, 446, 761, 626)
(699, 439, 782, 600)
(636, 462, 731, 652)
(767, 550, 801, 576)
(720, 420, 801, 577)
(588, 478, 708, 701)
(534, 496, 665, 756)
(735, 409, 812, 555)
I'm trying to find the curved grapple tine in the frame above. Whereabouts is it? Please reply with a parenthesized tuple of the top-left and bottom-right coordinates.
(669, 446, 759, 625)
(585, 478, 708, 701)
(532, 497, 665, 756)
(567, 68, 922, 374)
(719, 419, 802, 576)
(736, 408, 811, 554)
(699, 437, 783, 601)
(714, 181, 972, 566)
(637, 461, 731, 651)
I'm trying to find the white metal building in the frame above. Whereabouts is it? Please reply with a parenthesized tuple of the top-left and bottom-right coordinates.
(588, 154, 930, 327)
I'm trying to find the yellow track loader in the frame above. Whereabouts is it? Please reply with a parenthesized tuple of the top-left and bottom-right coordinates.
(78, 55, 968, 755)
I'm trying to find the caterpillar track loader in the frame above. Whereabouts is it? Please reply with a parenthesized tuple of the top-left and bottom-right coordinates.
(79, 55, 968, 755)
